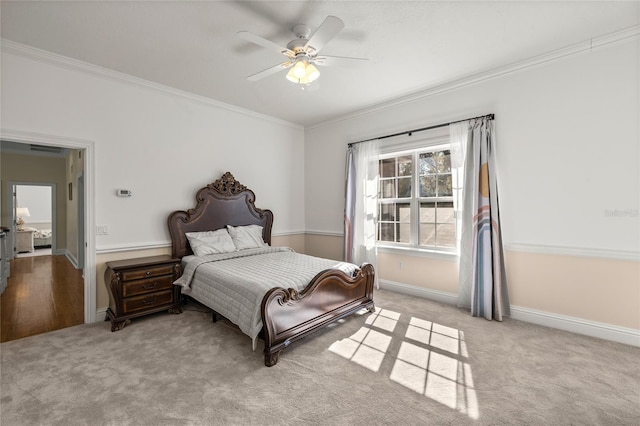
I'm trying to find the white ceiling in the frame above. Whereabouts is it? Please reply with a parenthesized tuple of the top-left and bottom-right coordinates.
(1, 1, 638, 127)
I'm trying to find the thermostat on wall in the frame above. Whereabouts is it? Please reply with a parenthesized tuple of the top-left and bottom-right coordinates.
(116, 189, 132, 197)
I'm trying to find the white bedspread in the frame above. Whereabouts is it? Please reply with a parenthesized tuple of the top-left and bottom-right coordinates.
(34, 229, 52, 239)
(174, 247, 358, 341)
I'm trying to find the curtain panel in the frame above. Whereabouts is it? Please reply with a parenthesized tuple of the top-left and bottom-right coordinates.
(450, 118, 510, 321)
(344, 141, 380, 287)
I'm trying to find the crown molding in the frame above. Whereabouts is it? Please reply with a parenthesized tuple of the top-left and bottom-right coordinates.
(308, 25, 640, 131)
(0, 39, 303, 131)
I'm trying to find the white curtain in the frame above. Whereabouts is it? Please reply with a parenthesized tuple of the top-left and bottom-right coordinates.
(344, 140, 380, 287)
(450, 117, 510, 321)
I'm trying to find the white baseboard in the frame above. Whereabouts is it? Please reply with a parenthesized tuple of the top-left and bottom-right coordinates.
(379, 279, 640, 347)
(509, 306, 640, 347)
(64, 250, 79, 268)
(95, 308, 107, 322)
(379, 279, 458, 306)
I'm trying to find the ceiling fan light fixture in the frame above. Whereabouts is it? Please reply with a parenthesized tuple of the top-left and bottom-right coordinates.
(285, 68, 299, 83)
(240, 16, 368, 85)
(286, 60, 320, 85)
(292, 60, 307, 78)
(306, 63, 320, 82)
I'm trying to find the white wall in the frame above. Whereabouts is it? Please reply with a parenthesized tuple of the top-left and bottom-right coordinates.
(305, 39, 640, 255)
(1, 34, 638, 337)
(303, 36, 640, 339)
(1, 45, 306, 252)
(16, 185, 52, 224)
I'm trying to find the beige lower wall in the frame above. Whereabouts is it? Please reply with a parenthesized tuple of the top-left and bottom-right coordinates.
(95, 234, 639, 331)
(505, 251, 640, 329)
(95, 234, 307, 311)
(302, 233, 344, 261)
(304, 234, 640, 330)
(377, 252, 459, 294)
(272, 234, 305, 253)
(304, 234, 460, 292)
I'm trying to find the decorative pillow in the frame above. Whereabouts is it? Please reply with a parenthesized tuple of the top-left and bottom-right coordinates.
(185, 229, 236, 257)
(226, 224, 267, 250)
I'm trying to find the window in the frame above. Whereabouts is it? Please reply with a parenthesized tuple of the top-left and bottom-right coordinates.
(377, 144, 458, 253)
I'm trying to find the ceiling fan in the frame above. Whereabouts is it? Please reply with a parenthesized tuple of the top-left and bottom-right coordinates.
(237, 15, 368, 86)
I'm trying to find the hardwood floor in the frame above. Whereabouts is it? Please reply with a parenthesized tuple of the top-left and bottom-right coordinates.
(0, 255, 84, 342)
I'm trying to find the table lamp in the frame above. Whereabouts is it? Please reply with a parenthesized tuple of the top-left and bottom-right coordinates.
(16, 207, 30, 230)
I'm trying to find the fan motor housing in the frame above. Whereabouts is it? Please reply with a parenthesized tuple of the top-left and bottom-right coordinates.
(287, 24, 317, 55)
(287, 39, 314, 55)
(292, 24, 311, 39)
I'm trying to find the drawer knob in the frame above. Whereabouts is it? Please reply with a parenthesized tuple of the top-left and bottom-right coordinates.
(145, 271, 151, 276)
(143, 282, 158, 290)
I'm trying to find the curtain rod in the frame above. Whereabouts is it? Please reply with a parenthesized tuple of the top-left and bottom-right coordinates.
(348, 113, 495, 147)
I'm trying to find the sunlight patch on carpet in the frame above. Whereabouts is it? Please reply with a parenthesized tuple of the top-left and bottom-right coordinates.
(328, 307, 479, 419)
(329, 309, 399, 372)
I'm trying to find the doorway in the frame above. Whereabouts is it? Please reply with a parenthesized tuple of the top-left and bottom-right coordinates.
(0, 130, 96, 325)
(12, 183, 55, 258)
(2, 156, 84, 340)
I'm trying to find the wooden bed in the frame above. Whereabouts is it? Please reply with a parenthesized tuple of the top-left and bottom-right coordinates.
(167, 172, 375, 367)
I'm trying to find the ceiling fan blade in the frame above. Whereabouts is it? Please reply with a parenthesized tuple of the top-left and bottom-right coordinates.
(315, 55, 369, 67)
(237, 31, 294, 57)
(304, 16, 345, 53)
(246, 61, 293, 81)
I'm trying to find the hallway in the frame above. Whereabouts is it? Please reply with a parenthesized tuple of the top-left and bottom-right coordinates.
(0, 255, 84, 342)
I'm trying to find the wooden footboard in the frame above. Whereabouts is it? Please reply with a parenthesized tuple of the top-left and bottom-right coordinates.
(260, 263, 375, 367)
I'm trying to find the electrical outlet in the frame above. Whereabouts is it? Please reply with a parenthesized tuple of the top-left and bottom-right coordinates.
(398, 261, 403, 270)
(96, 225, 109, 235)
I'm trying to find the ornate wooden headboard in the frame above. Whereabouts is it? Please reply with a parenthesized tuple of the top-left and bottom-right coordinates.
(167, 172, 274, 258)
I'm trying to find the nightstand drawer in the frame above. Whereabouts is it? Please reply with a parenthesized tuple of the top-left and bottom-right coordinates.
(122, 275, 174, 297)
(123, 290, 173, 314)
(121, 264, 174, 281)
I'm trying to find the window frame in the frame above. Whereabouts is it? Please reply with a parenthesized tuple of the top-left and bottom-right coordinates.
(376, 131, 458, 257)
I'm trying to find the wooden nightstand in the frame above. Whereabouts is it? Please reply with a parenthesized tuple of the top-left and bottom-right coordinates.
(105, 255, 182, 331)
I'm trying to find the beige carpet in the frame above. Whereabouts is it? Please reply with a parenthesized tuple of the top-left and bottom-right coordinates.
(1, 289, 639, 425)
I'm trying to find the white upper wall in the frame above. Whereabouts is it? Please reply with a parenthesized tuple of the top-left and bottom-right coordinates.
(16, 184, 52, 223)
(1, 47, 305, 251)
(305, 39, 640, 255)
(2, 36, 638, 256)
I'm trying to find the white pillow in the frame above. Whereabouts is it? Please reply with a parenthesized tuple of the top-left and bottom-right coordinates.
(226, 224, 267, 250)
(185, 229, 236, 257)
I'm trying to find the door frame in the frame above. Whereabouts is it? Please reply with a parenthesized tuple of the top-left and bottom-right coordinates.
(76, 172, 85, 269)
(1, 128, 96, 324)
